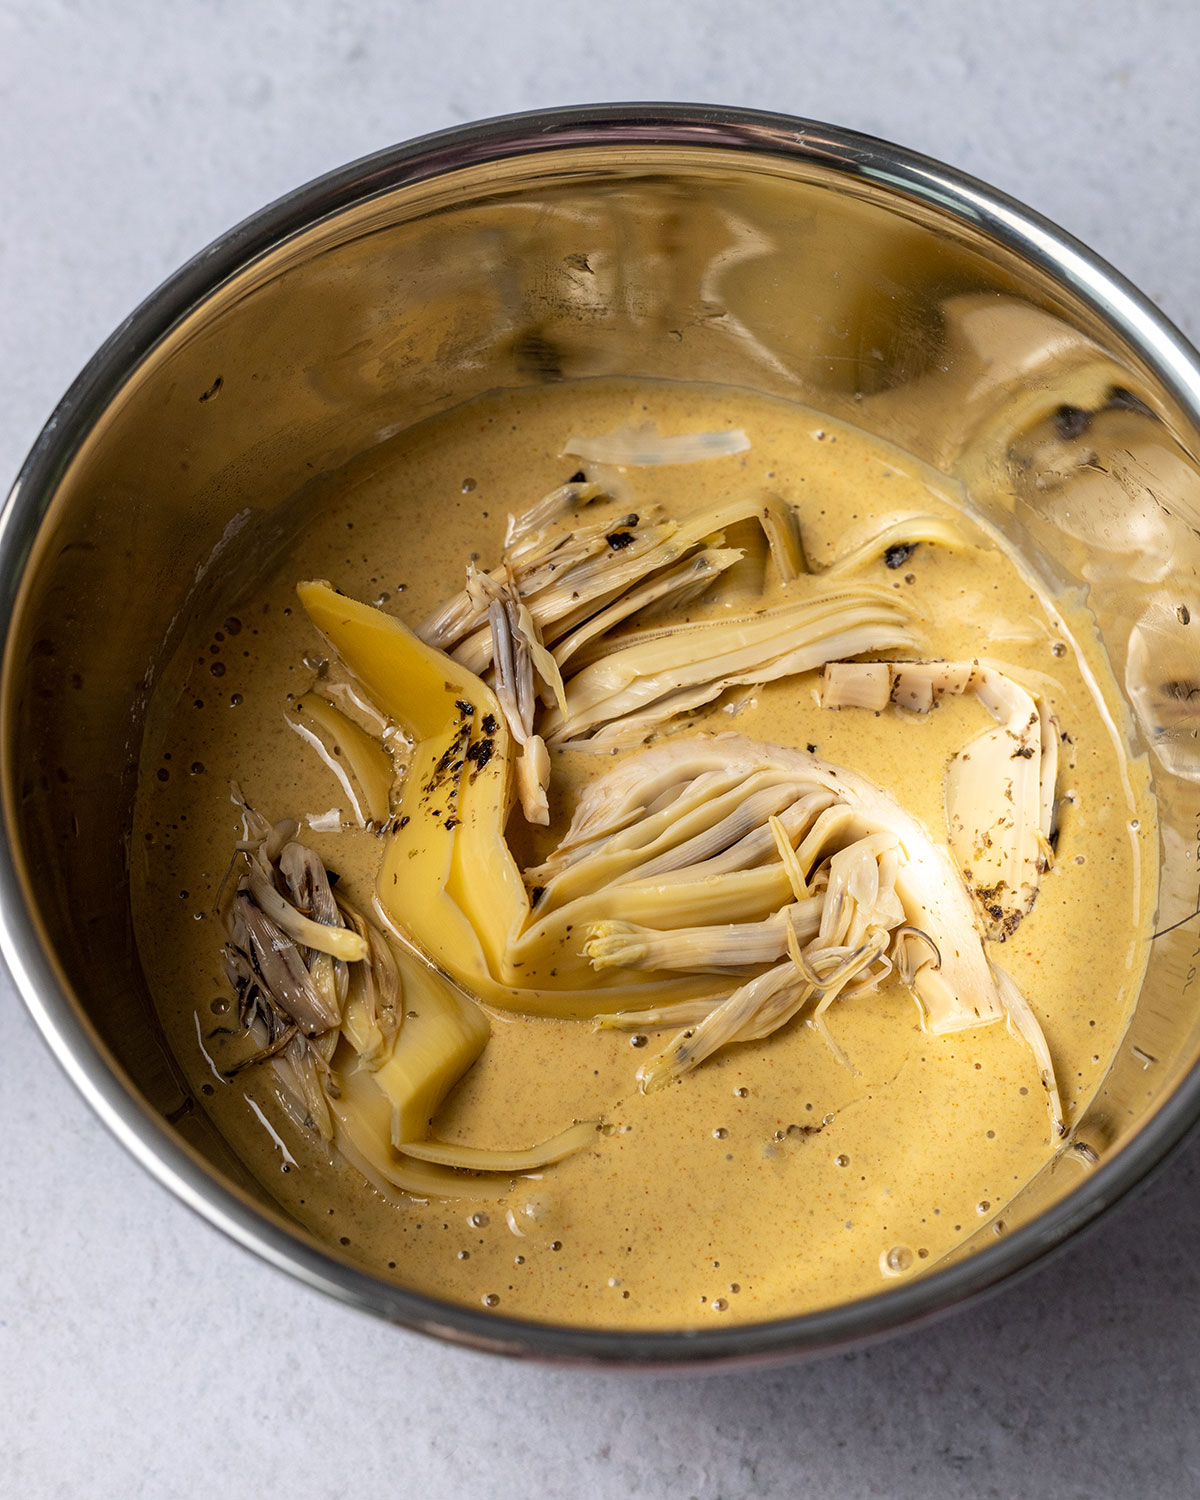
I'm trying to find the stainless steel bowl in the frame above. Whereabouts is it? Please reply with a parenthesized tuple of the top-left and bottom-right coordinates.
(5, 104, 1200, 1367)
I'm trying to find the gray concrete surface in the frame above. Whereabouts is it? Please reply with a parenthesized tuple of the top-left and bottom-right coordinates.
(3, 3, 1199, 1495)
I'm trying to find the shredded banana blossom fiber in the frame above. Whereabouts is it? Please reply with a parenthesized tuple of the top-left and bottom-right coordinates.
(820, 659, 1059, 940)
(218, 788, 598, 1197)
(293, 484, 1062, 1140)
(414, 485, 945, 805)
(552, 734, 1064, 1135)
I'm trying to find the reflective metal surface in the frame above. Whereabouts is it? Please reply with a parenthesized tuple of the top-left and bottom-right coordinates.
(4, 104, 1200, 1366)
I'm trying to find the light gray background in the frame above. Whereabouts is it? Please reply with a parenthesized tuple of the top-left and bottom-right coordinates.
(3, 3, 1199, 1496)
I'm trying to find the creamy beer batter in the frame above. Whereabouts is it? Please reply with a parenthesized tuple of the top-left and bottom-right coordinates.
(132, 379, 1153, 1329)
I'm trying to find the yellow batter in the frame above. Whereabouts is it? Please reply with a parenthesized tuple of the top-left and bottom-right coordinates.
(131, 379, 1153, 1329)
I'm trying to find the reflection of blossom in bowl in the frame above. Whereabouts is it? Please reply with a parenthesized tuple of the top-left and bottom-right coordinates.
(1126, 588, 1200, 781)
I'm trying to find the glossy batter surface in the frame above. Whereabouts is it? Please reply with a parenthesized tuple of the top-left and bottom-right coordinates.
(132, 380, 1153, 1329)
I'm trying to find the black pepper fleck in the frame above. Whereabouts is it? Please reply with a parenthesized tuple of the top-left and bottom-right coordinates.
(884, 542, 917, 569)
